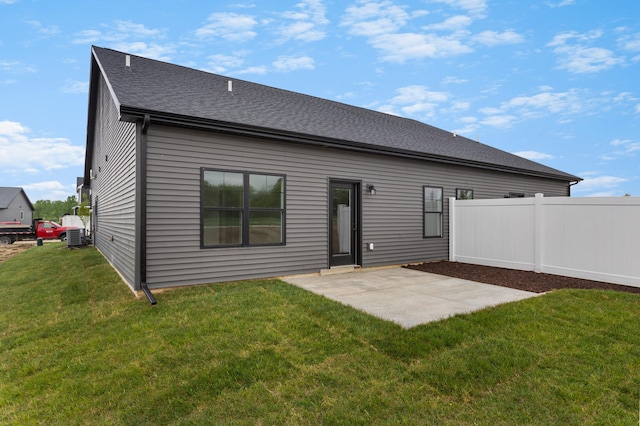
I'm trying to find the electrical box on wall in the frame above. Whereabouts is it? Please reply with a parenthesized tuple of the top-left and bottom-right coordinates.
(368, 243, 374, 251)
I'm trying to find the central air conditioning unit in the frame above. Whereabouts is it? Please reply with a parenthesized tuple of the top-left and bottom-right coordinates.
(67, 228, 85, 247)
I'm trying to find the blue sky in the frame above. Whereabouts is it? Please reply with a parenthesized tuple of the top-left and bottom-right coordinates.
(1, 0, 638, 201)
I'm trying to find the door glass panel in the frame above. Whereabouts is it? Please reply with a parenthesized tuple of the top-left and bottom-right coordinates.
(332, 188, 351, 255)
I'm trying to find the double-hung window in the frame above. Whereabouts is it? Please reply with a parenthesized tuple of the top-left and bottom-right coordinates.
(202, 169, 285, 247)
(423, 186, 443, 238)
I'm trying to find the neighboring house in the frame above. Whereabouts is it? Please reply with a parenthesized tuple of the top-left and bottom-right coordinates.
(84, 46, 581, 293)
(0, 187, 34, 224)
(75, 177, 91, 210)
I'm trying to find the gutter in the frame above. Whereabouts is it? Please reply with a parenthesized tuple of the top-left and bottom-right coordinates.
(568, 179, 582, 196)
(139, 114, 156, 305)
(119, 107, 582, 184)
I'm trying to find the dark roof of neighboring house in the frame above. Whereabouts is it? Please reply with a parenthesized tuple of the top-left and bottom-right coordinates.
(88, 46, 581, 182)
(0, 187, 34, 210)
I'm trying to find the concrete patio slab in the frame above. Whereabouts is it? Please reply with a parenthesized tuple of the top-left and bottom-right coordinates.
(282, 267, 539, 328)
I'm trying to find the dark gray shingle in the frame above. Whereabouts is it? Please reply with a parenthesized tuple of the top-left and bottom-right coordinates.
(92, 46, 580, 182)
(0, 187, 25, 209)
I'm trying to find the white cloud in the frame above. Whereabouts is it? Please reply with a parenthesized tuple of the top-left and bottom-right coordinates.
(72, 21, 172, 60)
(25, 20, 60, 36)
(206, 54, 245, 74)
(503, 90, 583, 114)
(278, 0, 329, 42)
(610, 138, 640, 156)
(73, 29, 102, 44)
(0, 120, 28, 136)
(441, 76, 468, 84)
(111, 42, 175, 61)
(453, 116, 480, 135)
(74, 21, 164, 44)
(372, 32, 472, 62)
(572, 173, 628, 194)
(0, 60, 36, 74)
(449, 100, 470, 112)
(278, 21, 323, 42)
(377, 85, 451, 119)
(618, 33, 640, 52)
(61, 79, 89, 94)
(478, 106, 501, 115)
(272, 56, 315, 71)
(341, 0, 412, 37)
(424, 15, 472, 31)
(429, 0, 488, 18)
(478, 88, 587, 128)
(636, 104, 640, 113)
(113, 20, 163, 38)
(391, 85, 449, 104)
(546, 0, 575, 7)
(195, 12, 258, 42)
(0, 0, 18, 4)
(513, 150, 555, 160)
(471, 30, 524, 46)
(548, 31, 625, 73)
(612, 92, 638, 102)
(479, 114, 516, 128)
(342, 1, 515, 62)
(618, 32, 640, 62)
(0, 120, 84, 173)
(21, 181, 76, 201)
(236, 66, 268, 75)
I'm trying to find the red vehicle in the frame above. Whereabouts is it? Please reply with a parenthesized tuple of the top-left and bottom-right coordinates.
(0, 219, 77, 245)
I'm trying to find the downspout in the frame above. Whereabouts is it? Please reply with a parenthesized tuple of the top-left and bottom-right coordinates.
(568, 180, 581, 196)
(140, 114, 157, 305)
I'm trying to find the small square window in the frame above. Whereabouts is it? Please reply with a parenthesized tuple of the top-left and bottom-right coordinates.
(456, 188, 474, 200)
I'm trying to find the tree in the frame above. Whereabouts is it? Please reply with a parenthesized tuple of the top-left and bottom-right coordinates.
(77, 193, 91, 230)
(33, 196, 77, 221)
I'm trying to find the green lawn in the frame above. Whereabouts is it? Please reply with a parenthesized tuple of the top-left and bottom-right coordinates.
(1, 244, 639, 425)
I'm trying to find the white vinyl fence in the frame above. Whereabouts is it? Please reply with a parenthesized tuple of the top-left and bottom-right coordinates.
(449, 194, 640, 288)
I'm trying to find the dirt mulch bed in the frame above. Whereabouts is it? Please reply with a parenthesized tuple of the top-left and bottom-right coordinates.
(0, 243, 34, 264)
(405, 261, 640, 294)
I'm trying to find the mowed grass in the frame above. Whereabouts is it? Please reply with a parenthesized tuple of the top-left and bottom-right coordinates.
(1, 244, 639, 425)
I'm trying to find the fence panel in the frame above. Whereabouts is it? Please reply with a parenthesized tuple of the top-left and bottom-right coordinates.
(450, 194, 640, 288)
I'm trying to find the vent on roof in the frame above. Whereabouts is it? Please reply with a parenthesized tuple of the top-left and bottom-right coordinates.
(125, 55, 131, 68)
(228, 80, 233, 92)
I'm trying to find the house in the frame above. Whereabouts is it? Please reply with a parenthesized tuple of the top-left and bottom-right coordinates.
(0, 187, 34, 224)
(84, 46, 581, 295)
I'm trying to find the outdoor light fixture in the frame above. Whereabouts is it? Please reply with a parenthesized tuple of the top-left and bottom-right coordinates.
(367, 184, 376, 195)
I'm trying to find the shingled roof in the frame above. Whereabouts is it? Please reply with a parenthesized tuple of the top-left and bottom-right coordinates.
(89, 46, 580, 182)
(0, 187, 34, 210)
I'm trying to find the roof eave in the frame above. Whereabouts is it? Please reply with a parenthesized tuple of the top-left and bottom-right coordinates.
(120, 106, 582, 183)
(84, 46, 125, 187)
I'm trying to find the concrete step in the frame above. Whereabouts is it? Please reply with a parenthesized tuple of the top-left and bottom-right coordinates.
(320, 265, 361, 276)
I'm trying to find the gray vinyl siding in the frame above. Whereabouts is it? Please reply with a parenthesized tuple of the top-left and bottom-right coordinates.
(90, 74, 137, 288)
(145, 124, 568, 288)
(0, 193, 32, 224)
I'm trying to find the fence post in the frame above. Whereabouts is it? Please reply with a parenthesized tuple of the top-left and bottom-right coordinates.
(534, 193, 544, 273)
(449, 197, 456, 261)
